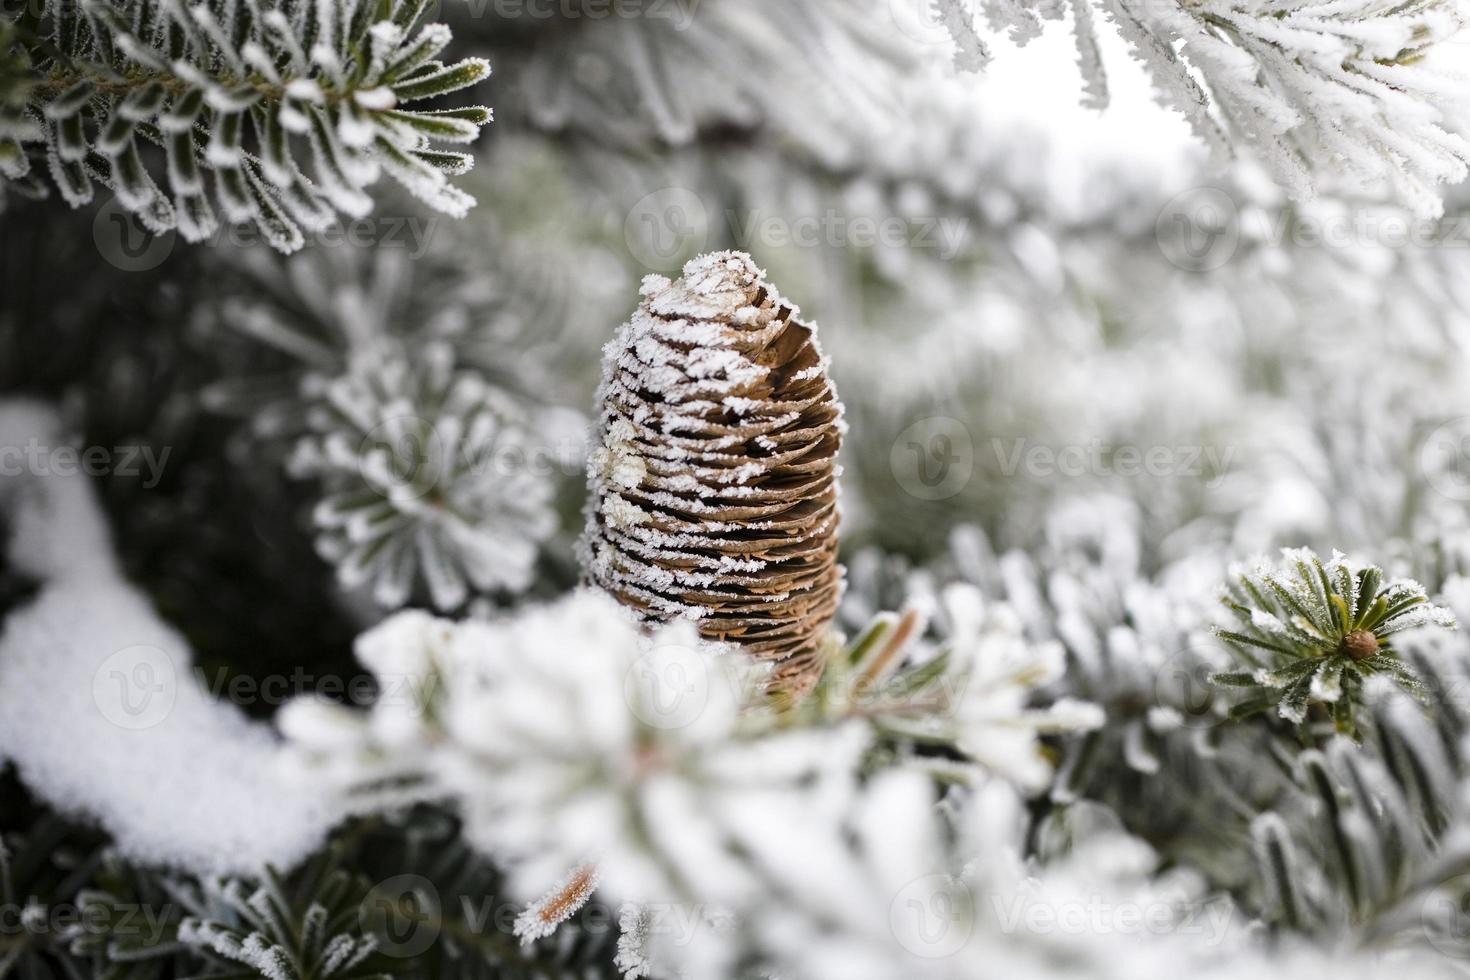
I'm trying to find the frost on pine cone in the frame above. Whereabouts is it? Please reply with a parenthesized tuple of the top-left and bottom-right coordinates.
(583, 251, 844, 699)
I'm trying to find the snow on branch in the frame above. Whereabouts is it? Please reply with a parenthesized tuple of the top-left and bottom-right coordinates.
(0, 400, 339, 873)
(966, 0, 1470, 215)
(1, 0, 491, 251)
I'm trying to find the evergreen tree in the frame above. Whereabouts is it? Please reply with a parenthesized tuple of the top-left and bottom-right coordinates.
(7, 1, 1470, 977)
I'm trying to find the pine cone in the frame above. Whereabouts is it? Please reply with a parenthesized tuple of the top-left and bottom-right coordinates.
(584, 251, 844, 699)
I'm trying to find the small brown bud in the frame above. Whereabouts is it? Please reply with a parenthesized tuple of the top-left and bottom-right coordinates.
(1341, 629, 1379, 660)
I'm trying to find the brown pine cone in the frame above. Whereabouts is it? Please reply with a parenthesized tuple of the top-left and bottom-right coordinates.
(583, 251, 844, 700)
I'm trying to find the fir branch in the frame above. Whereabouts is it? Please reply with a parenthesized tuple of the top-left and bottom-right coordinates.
(2, 0, 491, 250)
(955, 0, 1470, 214)
(1210, 548, 1457, 737)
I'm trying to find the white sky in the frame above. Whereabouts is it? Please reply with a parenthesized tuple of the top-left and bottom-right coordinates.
(965, 18, 1205, 192)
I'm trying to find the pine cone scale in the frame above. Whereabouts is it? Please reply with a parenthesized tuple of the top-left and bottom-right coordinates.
(610, 412, 835, 452)
(619, 495, 836, 529)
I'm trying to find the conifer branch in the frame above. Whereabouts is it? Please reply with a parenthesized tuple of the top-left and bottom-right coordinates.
(1, 0, 491, 251)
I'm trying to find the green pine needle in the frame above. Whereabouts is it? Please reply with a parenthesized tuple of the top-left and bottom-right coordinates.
(1210, 547, 1457, 736)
